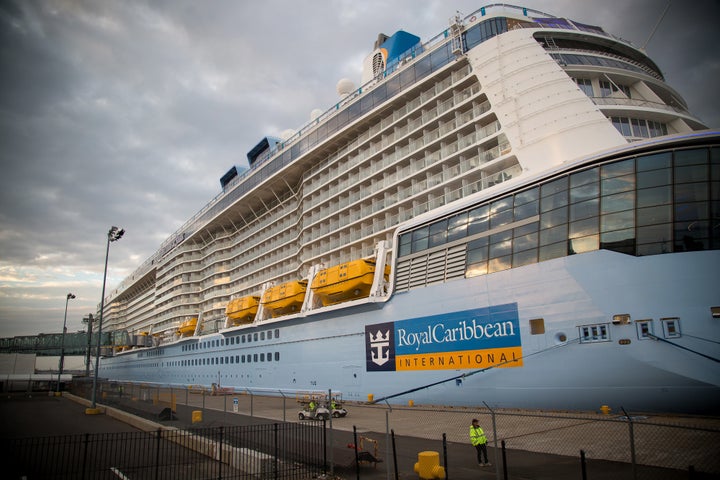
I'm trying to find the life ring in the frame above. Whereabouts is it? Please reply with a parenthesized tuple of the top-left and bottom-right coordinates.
(469, 15, 476, 22)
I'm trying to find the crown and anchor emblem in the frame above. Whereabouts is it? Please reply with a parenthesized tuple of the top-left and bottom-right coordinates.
(369, 328, 390, 366)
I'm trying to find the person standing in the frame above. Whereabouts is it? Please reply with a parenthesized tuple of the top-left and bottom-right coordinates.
(470, 418, 491, 466)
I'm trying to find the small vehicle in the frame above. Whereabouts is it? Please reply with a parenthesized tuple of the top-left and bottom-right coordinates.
(297, 391, 348, 420)
(329, 400, 348, 418)
(298, 403, 331, 421)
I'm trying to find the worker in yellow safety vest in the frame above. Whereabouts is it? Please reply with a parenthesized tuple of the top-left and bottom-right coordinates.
(469, 418, 491, 466)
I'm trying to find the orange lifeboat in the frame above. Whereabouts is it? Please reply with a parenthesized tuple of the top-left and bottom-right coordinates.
(226, 296, 260, 325)
(260, 281, 307, 318)
(177, 317, 198, 337)
(311, 259, 390, 307)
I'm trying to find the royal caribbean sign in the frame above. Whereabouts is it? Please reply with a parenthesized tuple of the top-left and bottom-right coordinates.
(365, 303, 523, 372)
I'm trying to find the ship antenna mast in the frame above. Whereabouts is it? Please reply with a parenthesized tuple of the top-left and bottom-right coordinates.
(642, 0, 672, 50)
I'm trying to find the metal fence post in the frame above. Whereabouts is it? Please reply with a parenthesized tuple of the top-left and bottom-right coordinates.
(622, 407, 638, 480)
(442, 433, 448, 480)
(274, 423, 279, 479)
(580, 449, 587, 480)
(386, 408, 391, 480)
(391, 429, 399, 480)
(218, 426, 224, 480)
(155, 428, 161, 480)
(501, 439, 508, 480)
(353, 425, 360, 480)
(81, 432, 89, 480)
(483, 401, 500, 479)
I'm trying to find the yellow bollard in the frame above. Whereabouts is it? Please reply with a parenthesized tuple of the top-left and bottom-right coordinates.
(367, 393, 374, 402)
(192, 410, 202, 424)
(600, 405, 611, 415)
(413, 451, 446, 479)
(408, 399, 414, 407)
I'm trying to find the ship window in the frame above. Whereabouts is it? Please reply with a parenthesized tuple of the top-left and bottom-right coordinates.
(241, 355, 245, 363)
(448, 212, 468, 241)
(574, 78, 593, 97)
(579, 324, 610, 343)
(490, 197, 513, 228)
(399, 233, 412, 257)
(260, 332, 265, 341)
(275, 352, 280, 361)
(241, 335, 246, 343)
(230, 356, 234, 364)
(254, 354, 258, 362)
(412, 226, 429, 253)
(638, 166, 671, 189)
(513, 197, 539, 221)
(267, 351, 272, 362)
(219, 357, 223, 365)
(253, 333, 258, 342)
(260, 353, 265, 362)
(275, 329, 280, 338)
(468, 205, 489, 235)
(570, 198, 599, 222)
(267, 330, 273, 340)
(529, 318, 545, 335)
(631, 119, 648, 138)
(429, 219, 448, 247)
(571, 167, 599, 188)
(661, 318, 681, 338)
(611, 117, 631, 136)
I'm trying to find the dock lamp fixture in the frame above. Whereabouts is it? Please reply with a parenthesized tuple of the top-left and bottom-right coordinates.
(87, 226, 124, 414)
(56, 292, 76, 395)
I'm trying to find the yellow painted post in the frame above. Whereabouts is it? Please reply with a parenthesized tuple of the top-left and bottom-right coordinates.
(192, 410, 202, 423)
(413, 451, 446, 479)
(367, 393, 374, 402)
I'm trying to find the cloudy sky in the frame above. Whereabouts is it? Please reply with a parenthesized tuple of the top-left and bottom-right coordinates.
(1, 0, 718, 339)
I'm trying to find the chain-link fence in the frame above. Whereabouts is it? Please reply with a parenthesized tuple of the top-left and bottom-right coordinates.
(69, 380, 720, 480)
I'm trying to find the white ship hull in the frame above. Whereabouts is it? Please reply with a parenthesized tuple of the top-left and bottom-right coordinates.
(101, 248, 720, 413)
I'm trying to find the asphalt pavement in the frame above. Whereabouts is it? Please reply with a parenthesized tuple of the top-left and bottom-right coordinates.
(1, 390, 716, 480)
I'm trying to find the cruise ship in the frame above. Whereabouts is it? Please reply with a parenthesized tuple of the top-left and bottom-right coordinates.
(98, 4, 720, 413)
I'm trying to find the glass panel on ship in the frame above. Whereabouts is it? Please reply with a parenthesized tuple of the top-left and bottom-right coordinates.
(396, 145, 720, 289)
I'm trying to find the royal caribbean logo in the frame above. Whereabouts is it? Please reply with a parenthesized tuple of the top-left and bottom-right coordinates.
(365, 322, 395, 372)
(365, 303, 522, 372)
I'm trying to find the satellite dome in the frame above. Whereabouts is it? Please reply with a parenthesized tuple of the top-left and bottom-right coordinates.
(336, 78, 355, 97)
(280, 129, 296, 140)
(310, 109, 323, 121)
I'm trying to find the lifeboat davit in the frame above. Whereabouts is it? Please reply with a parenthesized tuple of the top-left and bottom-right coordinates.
(260, 281, 307, 318)
(311, 259, 390, 307)
(226, 296, 260, 325)
(177, 317, 198, 337)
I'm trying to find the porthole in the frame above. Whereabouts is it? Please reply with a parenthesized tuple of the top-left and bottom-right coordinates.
(555, 332, 567, 344)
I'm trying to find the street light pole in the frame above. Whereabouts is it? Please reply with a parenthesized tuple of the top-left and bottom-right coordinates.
(87, 226, 124, 414)
(56, 292, 75, 395)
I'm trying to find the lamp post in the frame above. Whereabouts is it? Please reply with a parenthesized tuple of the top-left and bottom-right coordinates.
(56, 292, 76, 394)
(87, 226, 124, 414)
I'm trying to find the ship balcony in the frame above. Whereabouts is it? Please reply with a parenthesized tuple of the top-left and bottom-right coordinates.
(591, 97, 706, 131)
(591, 96, 691, 117)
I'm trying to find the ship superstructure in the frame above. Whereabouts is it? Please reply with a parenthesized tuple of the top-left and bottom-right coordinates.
(98, 5, 719, 413)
